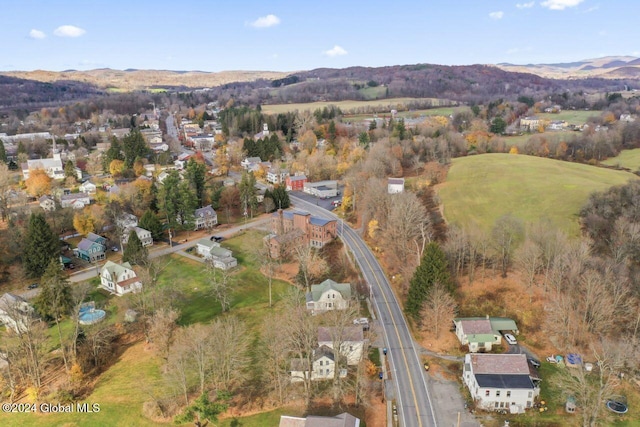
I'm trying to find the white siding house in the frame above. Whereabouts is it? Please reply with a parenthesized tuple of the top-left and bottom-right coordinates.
(100, 261, 142, 296)
(306, 279, 351, 314)
(463, 353, 540, 414)
(317, 326, 365, 366)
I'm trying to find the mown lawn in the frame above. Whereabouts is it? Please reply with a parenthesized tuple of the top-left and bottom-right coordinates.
(437, 153, 637, 235)
(0, 230, 296, 427)
(537, 110, 600, 126)
(602, 148, 640, 172)
(261, 97, 449, 115)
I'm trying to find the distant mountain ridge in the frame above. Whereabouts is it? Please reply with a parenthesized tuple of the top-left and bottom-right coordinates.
(496, 56, 640, 79)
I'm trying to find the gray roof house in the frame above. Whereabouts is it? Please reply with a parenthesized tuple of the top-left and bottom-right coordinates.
(454, 317, 519, 353)
(279, 413, 360, 427)
(196, 238, 237, 270)
(39, 195, 56, 212)
(194, 205, 218, 231)
(306, 279, 351, 314)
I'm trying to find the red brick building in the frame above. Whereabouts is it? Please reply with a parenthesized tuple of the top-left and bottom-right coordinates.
(266, 209, 337, 258)
(285, 174, 307, 191)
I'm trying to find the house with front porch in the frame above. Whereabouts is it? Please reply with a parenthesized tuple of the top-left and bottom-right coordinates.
(194, 205, 218, 230)
(463, 353, 540, 413)
(317, 326, 365, 365)
(100, 260, 142, 296)
(79, 181, 97, 194)
(74, 233, 107, 262)
(306, 279, 351, 314)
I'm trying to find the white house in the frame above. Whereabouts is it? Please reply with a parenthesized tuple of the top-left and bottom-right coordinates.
(241, 157, 262, 170)
(100, 261, 142, 296)
(60, 193, 91, 209)
(117, 213, 138, 231)
(0, 293, 34, 334)
(306, 279, 351, 314)
(267, 167, 288, 184)
(290, 345, 347, 383)
(194, 205, 218, 230)
(317, 326, 365, 366)
(39, 195, 56, 212)
(303, 180, 338, 199)
(122, 226, 153, 247)
(463, 353, 540, 414)
(196, 238, 237, 270)
(454, 317, 518, 353)
(278, 413, 360, 427)
(79, 181, 97, 194)
(387, 177, 405, 194)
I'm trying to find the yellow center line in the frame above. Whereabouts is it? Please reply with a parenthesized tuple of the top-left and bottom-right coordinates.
(345, 229, 424, 427)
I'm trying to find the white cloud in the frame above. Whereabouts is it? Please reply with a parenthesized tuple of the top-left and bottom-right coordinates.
(249, 14, 281, 28)
(540, 0, 584, 10)
(582, 5, 599, 13)
(29, 29, 46, 39)
(516, 2, 535, 8)
(53, 25, 86, 37)
(489, 11, 504, 19)
(323, 45, 348, 57)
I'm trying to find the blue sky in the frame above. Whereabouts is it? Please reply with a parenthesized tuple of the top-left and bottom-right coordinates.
(1, 0, 637, 72)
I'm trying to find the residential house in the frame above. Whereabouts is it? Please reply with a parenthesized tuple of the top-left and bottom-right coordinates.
(60, 193, 91, 209)
(100, 261, 142, 296)
(195, 238, 237, 270)
(79, 180, 97, 194)
(306, 279, 351, 314)
(387, 177, 405, 194)
(74, 233, 107, 262)
(267, 167, 289, 184)
(0, 293, 34, 333)
(303, 180, 338, 199)
(285, 174, 307, 191)
(290, 345, 346, 383)
(122, 227, 153, 247)
(190, 134, 215, 151)
(463, 353, 540, 413)
(279, 413, 360, 427)
(454, 317, 519, 353)
(194, 205, 218, 230)
(317, 326, 365, 365)
(620, 113, 636, 122)
(22, 153, 64, 180)
(547, 121, 566, 131)
(241, 157, 262, 170)
(39, 195, 56, 212)
(150, 142, 169, 152)
(519, 117, 540, 132)
(117, 213, 139, 231)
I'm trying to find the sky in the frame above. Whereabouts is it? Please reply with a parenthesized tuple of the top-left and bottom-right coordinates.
(1, 0, 638, 72)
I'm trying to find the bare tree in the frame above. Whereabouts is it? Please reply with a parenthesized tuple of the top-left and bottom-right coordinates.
(420, 282, 457, 337)
(255, 240, 279, 307)
(206, 262, 234, 312)
(516, 239, 542, 290)
(491, 214, 524, 278)
(209, 316, 250, 390)
(147, 308, 180, 361)
(294, 245, 329, 291)
(165, 336, 195, 406)
(260, 313, 291, 405)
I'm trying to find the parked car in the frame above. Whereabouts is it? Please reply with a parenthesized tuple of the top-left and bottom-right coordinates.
(112, 246, 119, 252)
(331, 200, 342, 207)
(27, 283, 38, 289)
(528, 358, 541, 368)
(503, 333, 518, 345)
(211, 236, 224, 242)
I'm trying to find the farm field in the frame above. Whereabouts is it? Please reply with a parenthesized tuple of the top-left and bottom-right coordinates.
(437, 153, 637, 235)
(343, 106, 468, 123)
(536, 109, 600, 125)
(602, 147, 640, 171)
(261, 97, 452, 115)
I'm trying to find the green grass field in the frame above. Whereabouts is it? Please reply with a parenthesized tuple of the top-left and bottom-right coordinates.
(537, 110, 600, 125)
(602, 148, 640, 171)
(437, 153, 637, 235)
(261, 97, 450, 115)
(343, 106, 467, 123)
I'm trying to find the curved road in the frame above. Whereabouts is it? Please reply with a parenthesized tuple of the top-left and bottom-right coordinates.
(291, 195, 439, 427)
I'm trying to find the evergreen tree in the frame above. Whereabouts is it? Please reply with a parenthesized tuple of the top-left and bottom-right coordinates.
(104, 136, 124, 170)
(369, 119, 377, 131)
(0, 140, 7, 163)
(239, 171, 259, 218)
(269, 185, 290, 210)
(139, 209, 164, 241)
(185, 158, 206, 207)
(405, 242, 453, 321)
(490, 116, 507, 135)
(177, 181, 198, 231)
(122, 129, 149, 168)
(122, 229, 148, 265)
(64, 160, 76, 178)
(328, 120, 337, 146)
(174, 391, 229, 427)
(35, 259, 72, 321)
(24, 213, 58, 278)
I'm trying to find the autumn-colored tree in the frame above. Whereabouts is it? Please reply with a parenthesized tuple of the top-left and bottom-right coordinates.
(133, 159, 145, 177)
(25, 169, 52, 197)
(73, 210, 96, 236)
(509, 146, 519, 155)
(109, 159, 125, 176)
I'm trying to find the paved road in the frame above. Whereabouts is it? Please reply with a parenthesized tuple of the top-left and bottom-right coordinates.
(290, 195, 439, 427)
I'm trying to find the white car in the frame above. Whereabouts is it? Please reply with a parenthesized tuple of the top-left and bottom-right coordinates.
(504, 333, 518, 345)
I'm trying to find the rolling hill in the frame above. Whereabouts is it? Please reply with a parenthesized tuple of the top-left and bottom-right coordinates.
(436, 153, 638, 235)
(496, 56, 640, 80)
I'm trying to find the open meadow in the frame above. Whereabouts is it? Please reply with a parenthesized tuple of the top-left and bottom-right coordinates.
(602, 148, 640, 172)
(436, 153, 637, 235)
(536, 109, 600, 125)
(261, 97, 452, 115)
